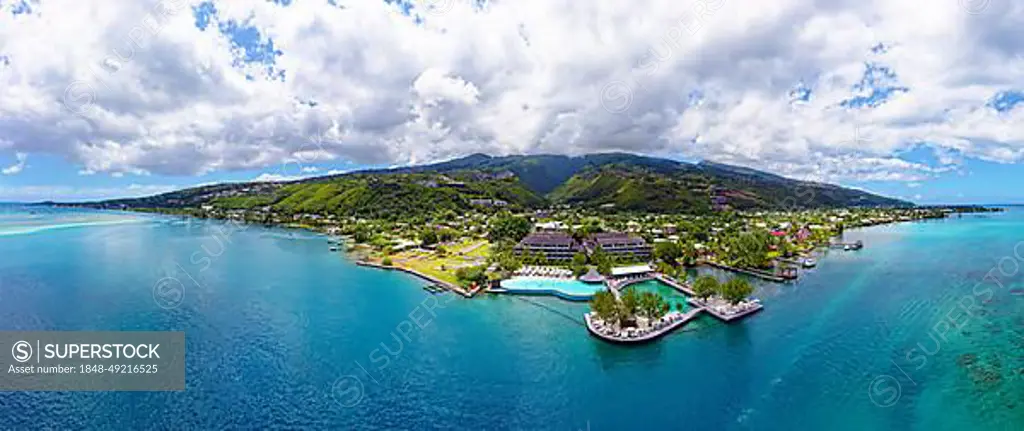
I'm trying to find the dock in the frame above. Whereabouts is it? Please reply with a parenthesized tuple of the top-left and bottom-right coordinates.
(829, 240, 864, 250)
(654, 274, 695, 296)
(776, 257, 803, 266)
(686, 298, 763, 322)
(700, 261, 793, 283)
(584, 309, 704, 344)
(355, 261, 476, 298)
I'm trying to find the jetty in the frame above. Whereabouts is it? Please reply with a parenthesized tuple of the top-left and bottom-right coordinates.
(654, 274, 695, 296)
(776, 258, 800, 269)
(355, 261, 475, 298)
(700, 261, 793, 283)
(655, 273, 762, 323)
(584, 309, 704, 344)
(776, 257, 813, 267)
(829, 240, 864, 250)
(687, 298, 763, 322)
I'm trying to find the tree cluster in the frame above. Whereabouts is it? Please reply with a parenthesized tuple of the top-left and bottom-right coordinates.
(455, 265, 489, 287)
(590, 288, 670, 326)
(692, 275, 754, 305)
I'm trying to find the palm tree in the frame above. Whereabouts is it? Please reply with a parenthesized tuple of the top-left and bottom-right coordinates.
(638, 292, 663, 320)
(620, 288, 640, 320)
(590, 290, 620, 324)
(693, 275, 719, 301)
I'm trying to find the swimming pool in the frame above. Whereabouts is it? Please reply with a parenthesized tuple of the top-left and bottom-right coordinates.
(499, 277, 607, 301)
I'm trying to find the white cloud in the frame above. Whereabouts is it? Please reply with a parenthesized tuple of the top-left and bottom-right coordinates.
(1, 152, 27, 175)
(252, 173, 301, 183)
(0, 0, 1022, 184)
(0, 183, 178, 201)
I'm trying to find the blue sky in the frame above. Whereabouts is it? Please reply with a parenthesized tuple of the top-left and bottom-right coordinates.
(1, 0, 1023, 204)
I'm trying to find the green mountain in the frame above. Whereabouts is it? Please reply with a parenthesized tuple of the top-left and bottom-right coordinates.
(548, 165, 712, 213)
(78, 153, 911, 217)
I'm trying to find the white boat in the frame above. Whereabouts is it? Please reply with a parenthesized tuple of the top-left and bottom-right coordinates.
(802, 258, 817, 268)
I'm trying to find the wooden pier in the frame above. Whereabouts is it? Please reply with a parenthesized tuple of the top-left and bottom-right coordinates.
(701, 261, 793, 283)
(829, 240, 864, 250)
(654, 274, 695, 296)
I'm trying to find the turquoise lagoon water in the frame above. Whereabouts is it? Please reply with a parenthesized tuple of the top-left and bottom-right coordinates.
(500, 276, 606, 299)
(0, 205, 150, 236)
(626, 279, 692, 311)
(0, 205, 1022, 429)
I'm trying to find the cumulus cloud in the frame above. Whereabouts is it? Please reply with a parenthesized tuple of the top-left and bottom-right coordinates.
(1, 152, 27, 175)
(0, 0, 1022, 184)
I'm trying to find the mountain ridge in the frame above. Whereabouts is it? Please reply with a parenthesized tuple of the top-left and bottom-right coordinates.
(74, 152, 912, 216)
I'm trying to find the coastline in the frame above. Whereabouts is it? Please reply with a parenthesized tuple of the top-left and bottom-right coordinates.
(3, 199, 1021, 428)
(355, 260, 477, 298)
(48, 205, 1011, 303)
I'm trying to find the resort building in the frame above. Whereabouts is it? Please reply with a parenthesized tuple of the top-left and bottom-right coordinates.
(469, 198, 508, 207)
(583, 232, 653, 260)
(610, 264, 654, 278)
(535, 221, 568, 232)
(513, 232, 582, 261)
(606, 264, 655, 289)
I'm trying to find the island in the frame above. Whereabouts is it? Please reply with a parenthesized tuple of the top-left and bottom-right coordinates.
(57, 152, 1003, 344)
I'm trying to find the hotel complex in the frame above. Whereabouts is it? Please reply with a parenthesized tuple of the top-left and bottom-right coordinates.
(514, 231, 652, 261)
(513, 232, 582, 261)
(582, 232, 653, 260)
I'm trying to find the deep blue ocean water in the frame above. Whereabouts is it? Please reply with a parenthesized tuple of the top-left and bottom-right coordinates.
(0, 206, 1021, 430)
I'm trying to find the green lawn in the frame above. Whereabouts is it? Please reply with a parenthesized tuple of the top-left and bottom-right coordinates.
(388, 240, 491, 286)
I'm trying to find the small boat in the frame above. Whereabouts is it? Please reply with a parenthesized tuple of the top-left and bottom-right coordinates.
(802, 258, 817, 268)
(329, 246, 338, 252)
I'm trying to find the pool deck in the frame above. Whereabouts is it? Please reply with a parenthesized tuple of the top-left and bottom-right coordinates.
(492, 276, 604, 301)
(492, 286, 595, 302)
(584, 309, 704, 344)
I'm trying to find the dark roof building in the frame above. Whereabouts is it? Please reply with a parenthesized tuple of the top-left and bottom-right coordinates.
(584, 232, 652, 259)
(513, 232, 581, 261)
